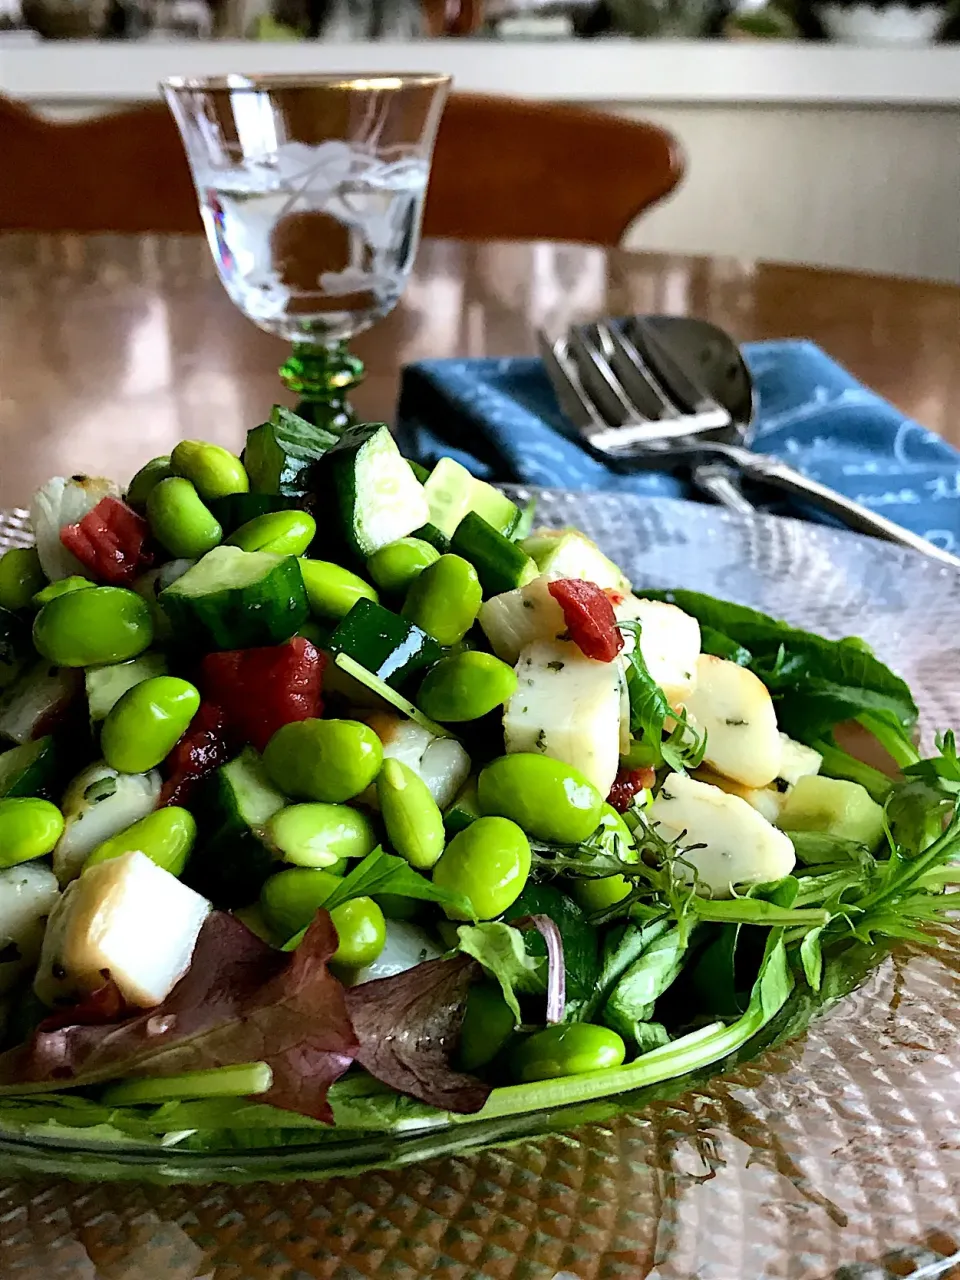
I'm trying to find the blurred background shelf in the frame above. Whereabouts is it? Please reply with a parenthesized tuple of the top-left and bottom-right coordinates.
(4, 40, 960, 105)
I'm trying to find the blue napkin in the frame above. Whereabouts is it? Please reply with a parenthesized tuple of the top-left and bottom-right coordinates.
(396, 340, 960, 554)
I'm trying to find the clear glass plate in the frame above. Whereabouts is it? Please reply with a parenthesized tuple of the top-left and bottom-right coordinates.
(1, 490, 958, 1280)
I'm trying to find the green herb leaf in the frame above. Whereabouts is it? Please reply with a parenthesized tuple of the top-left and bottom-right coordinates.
(800, 926, 824, 991)
(601, 925, 687, 1045)
(619, 620, 705, 770)
(322, 848, 474, 918)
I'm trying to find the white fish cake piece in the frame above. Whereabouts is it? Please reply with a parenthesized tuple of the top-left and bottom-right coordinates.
(682, 654, 782, 788)
(648, 772, 796, 897)
(504, 638, 621, 797)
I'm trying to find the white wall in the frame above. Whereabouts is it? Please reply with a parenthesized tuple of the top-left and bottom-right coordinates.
(617, 104, 960, 283)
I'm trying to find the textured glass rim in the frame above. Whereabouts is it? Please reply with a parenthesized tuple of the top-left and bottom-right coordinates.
(161, 73, 452, 95)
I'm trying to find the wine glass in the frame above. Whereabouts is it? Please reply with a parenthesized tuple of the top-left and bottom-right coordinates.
(162, 72, 451, 430)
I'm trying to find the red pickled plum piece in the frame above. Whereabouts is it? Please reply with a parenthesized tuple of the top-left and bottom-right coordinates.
(547, 579, 624, 663)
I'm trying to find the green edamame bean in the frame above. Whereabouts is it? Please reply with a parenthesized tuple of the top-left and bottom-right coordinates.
(377, 758, 445, 870)
(569, 805, 635, 912)
(263, 719, 383, 803)
(32, 576, 93, 609)
(83, 807, 196, 877)
(228, 510, 316, 557)
(402, 555, 482, 647)
(0, 798, 64, 866)
(478, 754, 603, 844)
(261, 866, 341, 939)
(298, 559, 378, 620)
(33, 587, 154, 667)
(432, 815, 531, 921)
(100, 676, 200, 774)
(0, 548, 46, 612)
(146, 478, 222, 559)
(170, 440, 249, 501)
(510, 1024, 626, 1083)
(126, 456, 173, 508)
(417, 651, 518, 723)
(329, 897, 386, 969)
(266, 803, 377, 868)
(367, 538, 440, 594)
(570, 873, 632, 913)
(458, 983, 515, 1071)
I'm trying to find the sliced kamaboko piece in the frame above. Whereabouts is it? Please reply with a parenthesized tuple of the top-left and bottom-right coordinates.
(0, 662, 80, 746)
(504, 638, 621, 797)
(353, 920, 443, 985)
(682, 654, 782, 788)
(30, 475, 120, 581)
(362, 712, 470, 811)
(777, 734, 823, 788)
(647, 772, 796, 897)
(520, 529, 631, 593)
(693, 765, 784, 825)
(34, 850, 210, 1008)
(614, 595, 701, 707)
(365, 712, 435, 772)
(0, 863, 61, 996)
(53, 761, 162, 886)
(478, 577, 566, 666)
(418, 737, 471, 811)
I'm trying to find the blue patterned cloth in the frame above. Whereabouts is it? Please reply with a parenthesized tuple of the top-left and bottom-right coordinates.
(396, 340, 960, 553)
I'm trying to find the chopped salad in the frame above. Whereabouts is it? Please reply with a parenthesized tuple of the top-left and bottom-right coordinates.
(0, 406, 957, 1146)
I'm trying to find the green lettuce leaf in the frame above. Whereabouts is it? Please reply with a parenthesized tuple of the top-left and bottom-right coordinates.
(455, 922, 544, 1024)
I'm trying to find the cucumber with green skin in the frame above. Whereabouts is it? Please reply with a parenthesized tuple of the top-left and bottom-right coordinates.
(411, 523, 451, 553)
(159, 547, 309, 652)
(85, 653, 168, 723)
(444, 776, 480, 833)
(186, 747, 285, 908)
(0, 735, 62, 800)
(422, 457, 520, 540)
(208, 492, 300, 535)
(451, 512, 539, 596)
(325, 424, 430, 558)
(328, 598, 441, 690)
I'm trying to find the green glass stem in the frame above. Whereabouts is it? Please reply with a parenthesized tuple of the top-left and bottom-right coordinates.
(279, 342, 365, 433)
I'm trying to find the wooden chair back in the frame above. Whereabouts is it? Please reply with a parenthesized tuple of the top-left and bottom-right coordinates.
(0, 92, 683, 246)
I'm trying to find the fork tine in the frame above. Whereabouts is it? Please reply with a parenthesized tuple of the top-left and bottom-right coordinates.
(568, 325, 636, 427)
(629, 316, 725, 416)
(597, 321, 678, 420)
(536, 330, 605, 437)
(600, 320, 732, 439)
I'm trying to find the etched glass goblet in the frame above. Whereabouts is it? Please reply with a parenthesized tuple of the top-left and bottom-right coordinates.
(162, 72, 451, 430)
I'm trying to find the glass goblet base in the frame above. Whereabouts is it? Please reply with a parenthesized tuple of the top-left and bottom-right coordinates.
(278, 342, 366, 434)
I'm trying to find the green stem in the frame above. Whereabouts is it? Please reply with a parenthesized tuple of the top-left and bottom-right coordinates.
(691, 900, 830, 927)
(99, 1062, 273, 1106)
(812, 737, 895, 803)
(278, 341, 364, 433)
(456, 937, 793, 1125)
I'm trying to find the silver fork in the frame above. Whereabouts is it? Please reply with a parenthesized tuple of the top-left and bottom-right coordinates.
(539, 324, 755, 514)
(0, 509, 33, 552)
(540, 323, 960, 569)
(577, 321, 757, 515)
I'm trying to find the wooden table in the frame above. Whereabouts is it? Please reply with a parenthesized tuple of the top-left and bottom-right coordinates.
(2, 232, 959, 509)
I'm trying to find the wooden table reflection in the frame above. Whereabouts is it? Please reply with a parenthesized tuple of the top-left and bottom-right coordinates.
(1, 233, 958, 508)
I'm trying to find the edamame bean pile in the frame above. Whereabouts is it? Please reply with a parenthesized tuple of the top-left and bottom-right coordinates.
(0, 406, 955, 1136)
